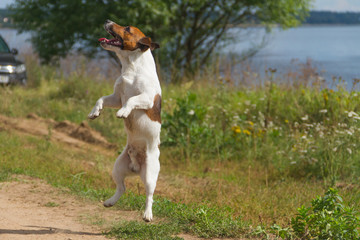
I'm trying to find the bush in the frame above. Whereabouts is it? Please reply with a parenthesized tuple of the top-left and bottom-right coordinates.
(269, 188, 360, 239)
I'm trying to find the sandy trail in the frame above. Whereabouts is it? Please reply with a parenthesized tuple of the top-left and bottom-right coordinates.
(0, 176, 135, 239)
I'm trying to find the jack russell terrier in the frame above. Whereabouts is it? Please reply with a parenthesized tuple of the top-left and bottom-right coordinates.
(88, 20, 161, 222)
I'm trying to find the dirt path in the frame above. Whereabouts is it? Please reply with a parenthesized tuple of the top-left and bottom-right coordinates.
(0, 175, 132, 239)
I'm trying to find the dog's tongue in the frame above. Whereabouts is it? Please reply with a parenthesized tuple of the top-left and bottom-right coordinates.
(98, 38, 108, 42)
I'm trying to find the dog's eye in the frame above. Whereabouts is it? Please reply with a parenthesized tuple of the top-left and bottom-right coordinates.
(125, 26, 131, 32)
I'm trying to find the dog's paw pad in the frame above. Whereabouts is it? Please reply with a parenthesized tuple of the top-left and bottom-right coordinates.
(143, 211, 153, 222)
(103, 200, 115, 208)
(88, 113, 99, 119)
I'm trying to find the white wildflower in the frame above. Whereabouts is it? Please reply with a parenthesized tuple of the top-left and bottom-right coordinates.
(276, 150, 285, 155)
(188, 110, 195, 115)
(348, 111, 359, 118)
(345, 129, 354, 136)
(301, 115, 309, 121)
(347, 148, 352, 155)
(333, 147, 337, 152)
(339, 123, 348, 128)
(245, 100, 251, 106)
(319, 109, 328, 113)
(290, 161, 297, 165)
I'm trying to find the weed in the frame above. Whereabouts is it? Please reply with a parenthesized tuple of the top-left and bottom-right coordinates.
(106, 221, 182, 240)
(268, 188, 360, 239)
(44, 201, 59, 207)
(291, 188, 360, 239)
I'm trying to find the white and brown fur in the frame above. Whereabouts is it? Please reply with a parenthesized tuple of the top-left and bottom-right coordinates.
(88, 20, 161, 222)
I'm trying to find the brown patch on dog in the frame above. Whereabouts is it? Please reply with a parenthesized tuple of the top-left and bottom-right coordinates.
(128, 145, 147, 172)
(145, 94, 161, 123)
(110, 23, 159, 51)
(135, 148, 146, 166)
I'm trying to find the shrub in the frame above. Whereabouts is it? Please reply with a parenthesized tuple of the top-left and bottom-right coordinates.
(162, 92, 214, 158)
(269, 188, 360, 239)
(291, 188, 360, 239)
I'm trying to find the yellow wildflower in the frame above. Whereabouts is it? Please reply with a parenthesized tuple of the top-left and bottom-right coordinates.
(243, 129, 251, 135)
(323, 92, 329, 102)
(248, 121, 254, 126)
(231, 126, 241, 134)
(285, 119, 289, 124)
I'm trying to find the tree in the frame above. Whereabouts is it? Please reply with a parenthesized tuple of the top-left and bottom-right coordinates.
(9, 0, 171, 66)
(10, 0, 311, 78)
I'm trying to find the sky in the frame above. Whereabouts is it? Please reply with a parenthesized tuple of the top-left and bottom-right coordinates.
(1, 0, 360, 12)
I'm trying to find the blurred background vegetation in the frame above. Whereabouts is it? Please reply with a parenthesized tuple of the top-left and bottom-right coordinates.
(9, 0, 311, 79)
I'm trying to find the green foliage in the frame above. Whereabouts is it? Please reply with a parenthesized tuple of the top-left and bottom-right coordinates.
(108, 191, 247, 238)
(262, 189, 360, 239)
(152, 198, 246, 238)
(291, 188, 360, 240)
(106, 221, 182, 240)
(162, 92, 213, 158)
(9, 0, 311, 75)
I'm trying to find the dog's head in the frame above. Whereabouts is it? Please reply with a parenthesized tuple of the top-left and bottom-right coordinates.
(99, 20, 160, 53)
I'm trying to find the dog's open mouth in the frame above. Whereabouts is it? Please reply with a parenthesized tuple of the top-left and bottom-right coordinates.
(99, 26, 123, 48)
(98, 37, 123, 47)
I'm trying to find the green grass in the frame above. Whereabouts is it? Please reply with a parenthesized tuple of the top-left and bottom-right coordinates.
(107, 221, 183, 240)
(1, 57, 360, 239)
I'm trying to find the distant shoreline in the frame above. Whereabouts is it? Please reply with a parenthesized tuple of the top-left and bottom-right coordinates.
(230, 23, 360, 28)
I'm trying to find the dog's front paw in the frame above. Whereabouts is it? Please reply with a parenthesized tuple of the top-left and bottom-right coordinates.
(143, 210, 153, 222)
(88, 102, 103, 120)
(116, 107, 131, 118)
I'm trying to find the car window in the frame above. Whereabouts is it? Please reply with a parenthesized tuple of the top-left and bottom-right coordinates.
(0, 37, 10, 53)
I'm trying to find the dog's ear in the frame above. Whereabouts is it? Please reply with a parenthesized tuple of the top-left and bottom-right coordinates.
(138, 37, 160, 51)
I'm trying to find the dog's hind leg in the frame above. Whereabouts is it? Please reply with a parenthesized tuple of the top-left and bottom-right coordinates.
(103, 146, 131, 207)
(140, 147, 160, 222)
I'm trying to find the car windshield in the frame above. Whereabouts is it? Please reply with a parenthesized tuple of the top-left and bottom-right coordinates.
(0, 37, 10, 53)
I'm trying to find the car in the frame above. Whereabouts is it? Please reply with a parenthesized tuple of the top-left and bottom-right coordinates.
(0, 35, 27, 85)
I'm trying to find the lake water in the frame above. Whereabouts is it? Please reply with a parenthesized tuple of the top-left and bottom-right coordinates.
(1, 26, 359, 85)
(226, 25, 360, 85)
